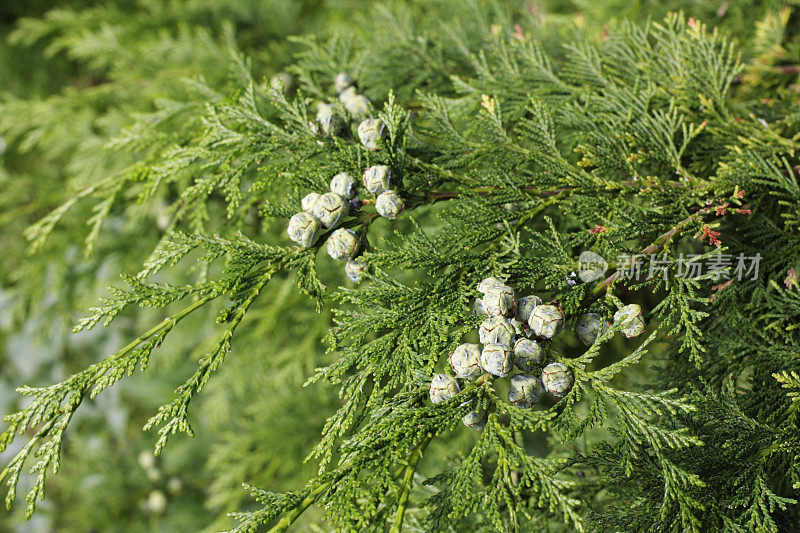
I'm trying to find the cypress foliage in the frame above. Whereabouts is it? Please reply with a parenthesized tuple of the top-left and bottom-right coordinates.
(1, 1, 799, 531)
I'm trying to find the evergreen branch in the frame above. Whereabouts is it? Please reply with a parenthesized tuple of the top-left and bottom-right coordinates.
(407, 184, 576, 207)
(0, 291, 217, 516)
(5, 4, 800, 530)
(22, 173, 123, 253)
(586, 205, 717, 302)
(144, 265, 276, 454)
(264, 476, 337, 533)
(774, 371, 800, 403)
(390, 433, 433, 533)
(259, 430, 437, 533)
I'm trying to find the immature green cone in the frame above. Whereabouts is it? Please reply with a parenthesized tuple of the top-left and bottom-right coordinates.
(375, 190, 403, 219)
(339, 87, 370, 115)
(476, 277, 504, 294)
(301, 192, 321, 212)
(287, 212, 321, 248)
(137, 451, 156, 471)
(269, 71, 295, 94)
(479, 316, 515, 346)
(462, 409, 487, 431)
(334, 72, 353, 93)
(339, 86, 358, 103)
(614, 304, 646, 338)
(542, 362, 573, 398)
(345, 259, 367, 282)
(330, 172, 357, 200)
(479, 343, 514, 377)
(167, 477, 182, 496)
(357, 118, 385, 150)
(344, 94, 370, 115)
(515, 295, 542, 323)
(312, 192, 349, 228)
(508, 374, 544, 408)
(483, 285, 516, 317)
(314, 103, 343, 137)
(327, 228, 359, 261)
(576, 313, 609, 346)
(449, 343, 483, 380)
(145, 490, 167, 515)
(339, 86, 371, 114)
(429, 374, 460, 404)
(528, 304, 564, 339)
(513, 338, 544, 372)
(363, 165, 391, 194)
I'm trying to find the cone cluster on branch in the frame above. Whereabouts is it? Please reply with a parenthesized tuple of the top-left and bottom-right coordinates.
(285, 74, 405, 282)
(431, 278, 650, 430)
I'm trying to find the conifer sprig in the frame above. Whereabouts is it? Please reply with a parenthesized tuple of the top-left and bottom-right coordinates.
(2, 2, 800, 530)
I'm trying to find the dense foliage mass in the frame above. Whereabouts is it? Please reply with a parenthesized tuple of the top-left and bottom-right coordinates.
(1, 1, 800, 531)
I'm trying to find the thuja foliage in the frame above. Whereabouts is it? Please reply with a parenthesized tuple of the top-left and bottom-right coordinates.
(2, 0, 800, 531)
(0, 1, 369, 530)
